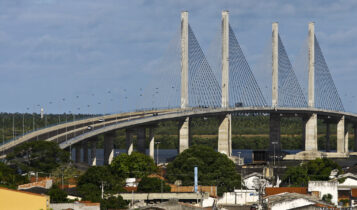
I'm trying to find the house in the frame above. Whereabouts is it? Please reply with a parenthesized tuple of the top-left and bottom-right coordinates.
(308, 180, 338, 205)
(265, 192, 334, 210)
(0, 187, 50, 210)
(243, 172, 272, 189)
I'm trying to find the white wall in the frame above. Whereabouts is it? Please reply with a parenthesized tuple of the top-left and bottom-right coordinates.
(339, 177, 357, 188)
(308, 181, 338, 205)
(217, 190, 258, 205)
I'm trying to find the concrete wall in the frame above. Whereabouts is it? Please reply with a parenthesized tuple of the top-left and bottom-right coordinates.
(117, 192, 208, 201)
(217, 190, 258, 205)
(51, 202, 100, 210)
(308, 181, 338, 205)
(270, 198, 314, 210)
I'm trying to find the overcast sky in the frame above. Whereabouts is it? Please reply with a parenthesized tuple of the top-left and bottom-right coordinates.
(0, 0, 356, 114)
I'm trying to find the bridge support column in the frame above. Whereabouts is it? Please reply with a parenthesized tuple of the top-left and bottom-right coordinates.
(75, 144, 81, 163)
(90, 139, 97, 166)
(149, 128, 155, 159)
(218, 114, 232, 156)
(179, 117, 190, 154)
(82, 140, 88, 164)
(104, 132, 115, 165)
(126, 129, 134, 155)
(137, 127, 146, 154)
(305, 114, 318, 151)
(354, 125, 357, 152)
(326, 122, 330, 152)
(269, 113, 281, 157)
(337, 116, 348, 154)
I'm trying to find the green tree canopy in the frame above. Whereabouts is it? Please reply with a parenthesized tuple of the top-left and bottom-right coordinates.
(0, 162, 28, 188)
(137, 177, 171, 193)
(47, 185, 68, 203)
(110, 152, 157, 178)
(6, 141, 69, 173)
(283, 158, 341, 186)
(100, 196, 128, 210)
(166, 145, 241, 196)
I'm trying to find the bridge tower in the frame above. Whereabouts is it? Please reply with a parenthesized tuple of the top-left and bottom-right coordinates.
(304, 22, 318, 152)
(269, 22, 282, 157)
(179, 11, 190, 153)
(217, 10, 232, 156)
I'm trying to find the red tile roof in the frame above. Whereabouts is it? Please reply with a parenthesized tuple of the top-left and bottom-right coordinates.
(265, 187, 308, 196)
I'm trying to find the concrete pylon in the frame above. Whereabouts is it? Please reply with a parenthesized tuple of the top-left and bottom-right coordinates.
(308, 22, 315, 108)
(137, 127, 146, 154)
(217, 11, 232, 157)
(221, 10, 229, 109)
(179, 117, 190, 153)
(181, 11, 189, 109)
(272, 22, 278, 107)
(337, 116, 348, 154)
(149, 127, 155, 159)
(218, 114, 232, 156)
(104, 132, 115, 165)
(82, 140, 88, 164)
(126, 129, 134, 155)
(354, 125, 357, 152)
(304, 23, 318, 152)
(90, 139, 97, 166)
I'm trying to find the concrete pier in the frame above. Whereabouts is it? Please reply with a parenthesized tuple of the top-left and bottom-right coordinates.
(337, 116, 348, 154)
(90, 139, 97, 166)
(305, 114, 318, 151)
(82, 140, 88, 164)
(179, 117, 190, 154)
(326, 122, 330, 152)
(269, 113, 281, 156)
(149, 127, 155, 159)
(137, 127, 146, 154)
(75, 144, 81, 163)
(104, 132, 115, 165)
(126, 129, 134, 155)
(218, 114, 232, 156)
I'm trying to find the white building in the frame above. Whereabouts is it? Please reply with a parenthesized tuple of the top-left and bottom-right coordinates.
(308, 180, 338, 205)
(243, 172, 272, 189)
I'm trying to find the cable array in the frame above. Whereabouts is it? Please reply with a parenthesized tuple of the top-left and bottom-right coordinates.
(228, 25, 267, 107)
(314, 36, 344, 111)
(277, 35, 307, 107)
(188, 25, 221, 108)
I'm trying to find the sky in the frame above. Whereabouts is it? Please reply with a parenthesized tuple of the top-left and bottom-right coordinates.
(0, 0, 357, 114)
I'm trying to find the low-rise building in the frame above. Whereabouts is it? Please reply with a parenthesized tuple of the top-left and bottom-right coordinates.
(217, 189, 258, 205)
(0, 187, 50, 210)
(50, 201, 100, 210)
(308, 180, 338, 205)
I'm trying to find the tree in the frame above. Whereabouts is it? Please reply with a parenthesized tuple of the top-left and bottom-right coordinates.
(77, 166, 123, 201)
(322, 193, 333, 204)
(283, 158, 341, 186)
(166, 145, 241, 196)
(0, 162, 28, 188)
(6, 141, 69, 173)
(47, 185, 68, 203)
(110, 152, 157, 178)
(100, 196, 128, 210)
(137, 177, 171, 193)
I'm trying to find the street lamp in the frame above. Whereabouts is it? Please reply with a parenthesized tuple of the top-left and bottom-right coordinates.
(155, 141, 161, 165)
(272, 141, 278, 166)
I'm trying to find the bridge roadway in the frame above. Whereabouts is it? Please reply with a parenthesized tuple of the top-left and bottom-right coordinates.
(1, 106, 357, 160)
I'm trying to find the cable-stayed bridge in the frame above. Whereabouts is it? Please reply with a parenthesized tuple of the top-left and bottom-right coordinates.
(0, 11, 354, 163)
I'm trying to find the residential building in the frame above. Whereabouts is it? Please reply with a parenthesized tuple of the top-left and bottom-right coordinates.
(0, 187, 50, 210)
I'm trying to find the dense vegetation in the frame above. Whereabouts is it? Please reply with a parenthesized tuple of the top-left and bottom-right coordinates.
(137, 177, 171, 193)
(282, 158, 342, 186)
(166, 145, 241, 196)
